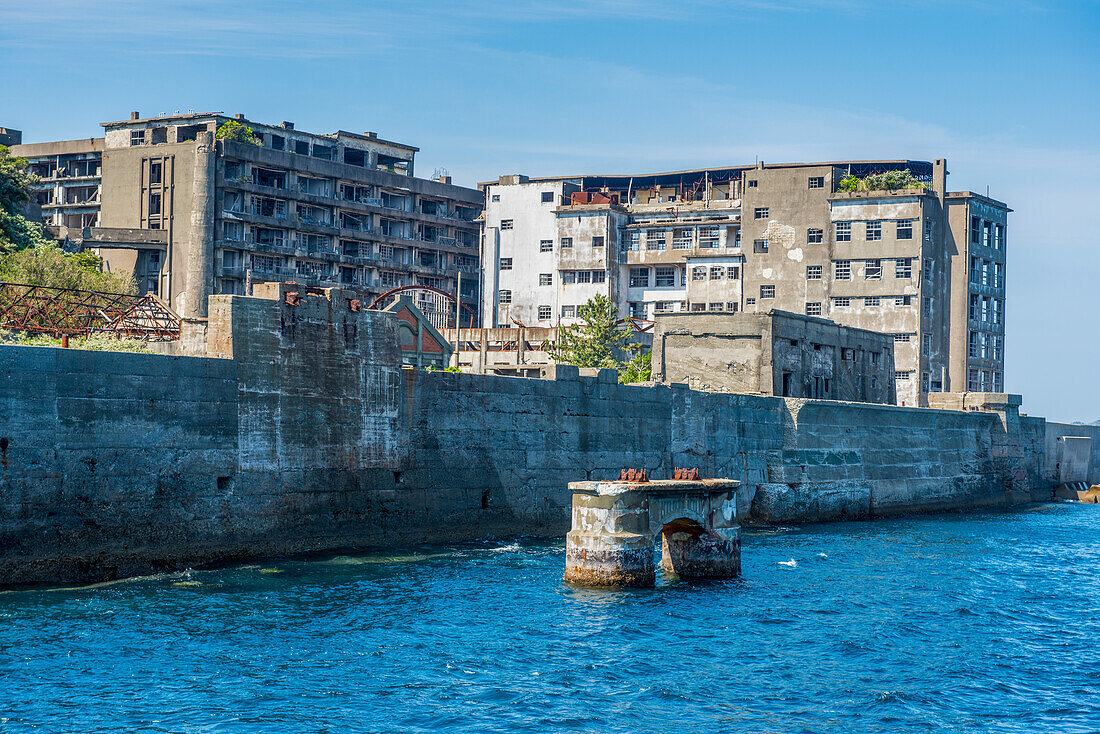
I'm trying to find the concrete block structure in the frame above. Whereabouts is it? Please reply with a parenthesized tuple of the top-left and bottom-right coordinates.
(11, 112, 482, 323)
(652, 309, 895, 403)
(480, 160, 1009, 406)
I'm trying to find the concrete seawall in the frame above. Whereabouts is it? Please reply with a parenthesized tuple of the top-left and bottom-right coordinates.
(0, 290, 1092, 586)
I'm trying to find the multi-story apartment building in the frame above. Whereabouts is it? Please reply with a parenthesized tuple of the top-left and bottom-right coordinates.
(11, 112, 482, 322)
(480, 160, 1009, 406)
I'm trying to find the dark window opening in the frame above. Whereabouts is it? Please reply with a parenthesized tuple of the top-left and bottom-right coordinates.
(344, 148, 366, 167)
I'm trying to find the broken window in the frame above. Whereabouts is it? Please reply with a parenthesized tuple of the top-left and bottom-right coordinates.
(537, 305, 551, 320)
(344, 148, 366, 167)
(251, 227, 285, 248)
(708, 303, 724, 311)
(294, 140, 311, 155)
(592, 236, 605, 248)
(252, 167, 287, 189)
(753, 239, 768, 253)
(340, 212, 368, 231)
(341, 240, 362, 258)
(709, 266, 724, 280)
(895, 258, 913, 279)
(252, 196, 287, 219)
(994, 224, 1005, 250)
(896, 219, 914, 239)
(298, 204, 330, 226)
(923, 258, 933, 280)
(696, 226, 719, 248)
(747, 180, 758, 188)
(834, 260, 851, 280)
(541, 191, 554, 203)
(806, 265, 822, 280)
(865, 220, 882, 240)
(646, 230, 666, 251)
(691, 303, 707, 312)
(970, 216, 981, 244)
(754, 207, 769, 220)
(540, 240, 553, 253)
(982, 220, 992, 248)
(807, 228, 823, 244)
(377, 244, 394, 261)
(130, 129, 146, 146)
(895, 295, 912, 306)
(498, 290, 512, 304)
(341, 184, 373, 203)
(760, 285, 775, 299)
(491, 194, 500, 202)
(692, 267, 707, 281)
(420, 199, 442, 216)
(177, 125, 204, 142)
(224, 161, 243, 181)
(297, 233, 331, 252)
(299, 176, 331, 198)
(865, 259, 882, 280)
(379, 219, 407, 238)
(381, 271, 403, 287)
(729, 266, 741, 280)
(922, 333, 932, 356)
(655, 267, 677, 287)
(270, 134, 285, 151)
(625, 230, 640, 251)
(539, 273, 552, 286)
(499, 219, 513, 230)
(223, 191, 245, 213)
(808, 176, 824, 189)
(499, 257, 512, 270)
(593, 271, 606, 283)
(148, 192, 161, 216)
(629, 268, 649, 288)
(924, 297, 933, 317)
(562, 305, 576, 318)
(672, 229, 693, 249)
(726, 302, 738, 312)
(835, 221, 852, 242)
(560, 237, 572, 248)
(151, 127, 167, 144)
(806, 302, 822, 316)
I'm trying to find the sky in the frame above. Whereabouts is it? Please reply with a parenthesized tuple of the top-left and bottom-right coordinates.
(1, 0, 1097, 421)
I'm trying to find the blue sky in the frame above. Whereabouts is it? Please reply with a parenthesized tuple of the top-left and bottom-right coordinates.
(2, 0, 1097, 421)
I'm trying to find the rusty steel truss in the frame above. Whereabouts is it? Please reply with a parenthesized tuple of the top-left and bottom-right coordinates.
(0, 282, 182, 341)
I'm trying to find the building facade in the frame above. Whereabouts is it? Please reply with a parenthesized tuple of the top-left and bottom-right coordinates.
(651, 310, 896, 404)
(12, 112, 482, 322)
(480, 160, 1009, 406)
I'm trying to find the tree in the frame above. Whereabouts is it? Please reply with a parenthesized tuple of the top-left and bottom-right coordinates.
(0, 145, 50, 254)
(836, 168, 927, 193)
(215, 120, 261, 146)
(618, 351, 651, 384)
(549, 294, 633, 370)
(0, 244, 137, 294)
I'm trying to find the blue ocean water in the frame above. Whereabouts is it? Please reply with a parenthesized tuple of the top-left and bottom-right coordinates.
(2, 503, 1099, 733)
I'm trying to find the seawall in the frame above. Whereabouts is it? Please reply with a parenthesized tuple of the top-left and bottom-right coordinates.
(0, 290, 1092, 586)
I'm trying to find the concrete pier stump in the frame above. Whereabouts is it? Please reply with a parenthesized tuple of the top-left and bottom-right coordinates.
(564, 479, 741, 588)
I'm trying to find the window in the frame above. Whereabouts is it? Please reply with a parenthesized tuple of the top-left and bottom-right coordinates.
(808, 176, 824, 189)
(864, 296, 881, 307)
(992, 335, 1003, 361)
(561, 237, 573, 249)
(895, 295, 912, 306)
(747, 180, 758, 188)
(865, 259, 882, 279)
(708, 302, 725, 311)
(130, 129, 146, 146)
(993, 371, 1003, 392)
(806, 302, 821, 316)
(692, 266, 707, 282)
(982, 221, 992, 248)
(499, 257, 512, 270)
(562, 271, 576, 284)
(626, 230, 641, 251)
(698, 226, 719, 248)
(541, 191, 554, 203)
(726, 302, 738, 312)
(745, 297, 756, 305)
(995, 223, 1005, 250)
(865, 220, 882, 240)
(592, 270, 606, 283)
(575, 270, 592, 284)
(148, 192, 161, 216)
(498, 290, 512, 304)
(807, 228, 823, 244)
(969, 331, 983, 358)
(834, 260, 851, 280)
(728, 266, 740, 280)
(806, 265, 822, 280)
(592, 236, 605, 248)
(500, 219, 513, 230)
(491, 194, 500, 202)
(655, 267, 677, 287)
(672, 228, 693, 249)
(754, 207, 769, 220)
(923, 259, 933, 280)
(923, 297, 933, 317)
(835, 221, 851, 241)
(970, 216, 981, 244)
(561, 305, 575, 318)
(753, 239, 769, 253)
(149, 160, 163, 185)
(646, 231, 665, 250)
(895, 258, 913, 279)
(539, 273, 552, 286)
(540, 240, 553, 253)
(709, 266, 725, 280)
(629, 268, 649, 288)
(992, 298, 1003, 325)
(922, 333, 932, 356)
(897, 219, 914, 240)
(893, 333, 912, 343)
(896, 371, 913, 381)
(832, 297, 851, 308)
(760, 285, 775, 299)
(691, 303, 706, 312)
(538, 305, 552, 320)
(969, 368, 981, 391)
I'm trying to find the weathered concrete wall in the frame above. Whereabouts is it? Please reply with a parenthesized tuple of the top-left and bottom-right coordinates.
(1044, 422, 1100, 486)
(0, 292, 1092, 587)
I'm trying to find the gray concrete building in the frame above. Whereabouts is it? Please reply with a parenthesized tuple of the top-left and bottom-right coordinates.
(481, 160, 1009, 406)
(651, 309, 896, 404)
(11, 112, 482, 322)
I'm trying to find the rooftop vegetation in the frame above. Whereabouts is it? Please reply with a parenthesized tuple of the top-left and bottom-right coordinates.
(836, 169, 929, 193)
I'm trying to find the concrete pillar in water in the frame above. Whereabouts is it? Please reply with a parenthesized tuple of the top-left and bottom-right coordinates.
(564, 479, 741, 588)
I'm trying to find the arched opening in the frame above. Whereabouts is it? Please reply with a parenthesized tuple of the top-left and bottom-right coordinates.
(658, 517, 740, 580)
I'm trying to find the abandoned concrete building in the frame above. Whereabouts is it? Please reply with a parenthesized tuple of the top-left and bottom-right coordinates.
(651, 310, 896, 404)
(10, 112, 483, 322)
(480, 160, 1009, 406)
